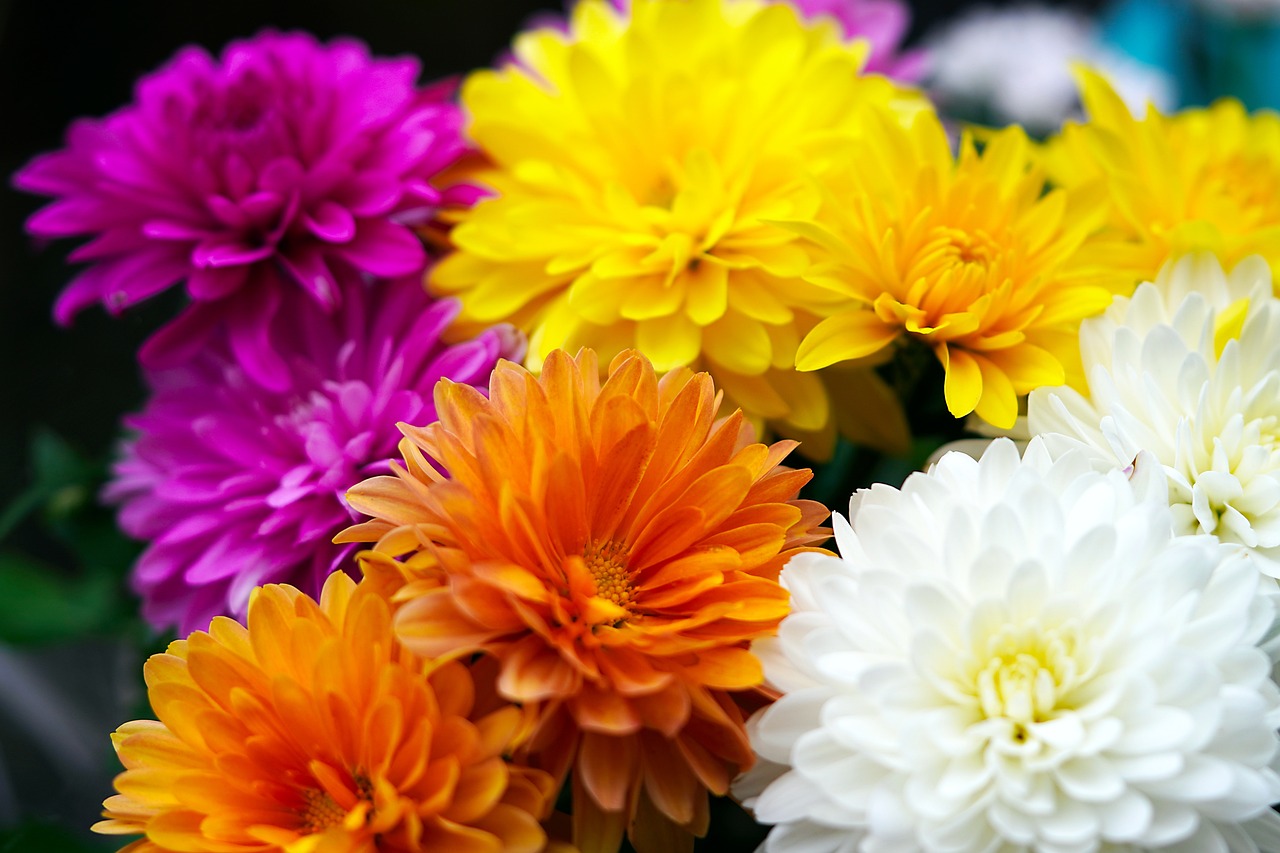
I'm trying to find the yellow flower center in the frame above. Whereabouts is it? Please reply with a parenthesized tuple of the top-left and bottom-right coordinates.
(941, 226, 999, 267)
(972, 621, 1083, 728)
(299, 788, 347, 833)
(583, 540, 636, 612)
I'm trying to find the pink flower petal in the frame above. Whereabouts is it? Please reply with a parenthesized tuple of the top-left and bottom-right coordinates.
(138, 300, 228, 369)
(278, 245, 340, 309)
(303, 200, 356, 243)
(335, 218, 425, 277)
(191, 239, 274, 268)
(188, 265, 248, 300)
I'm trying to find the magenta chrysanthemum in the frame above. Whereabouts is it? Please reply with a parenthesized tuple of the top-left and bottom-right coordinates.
(15, 30, 476, 390)
(105, 277, 522, 635)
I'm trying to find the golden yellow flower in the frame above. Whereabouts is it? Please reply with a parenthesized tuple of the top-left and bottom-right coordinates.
(1046, 69, 1280, 285)
(431, 0, 921, 455)
(792, 108, 1113, 428)
(340, 349, 830, 853)
(93, 574, 558, 853)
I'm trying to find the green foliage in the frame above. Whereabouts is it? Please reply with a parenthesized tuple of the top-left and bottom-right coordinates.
(0, 429, 142, 646)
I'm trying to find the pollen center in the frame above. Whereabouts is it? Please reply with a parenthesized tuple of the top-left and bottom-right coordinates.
(299, 788, 346, 833)
(941, 226, 999, 267)
(583, 540, 636, 611)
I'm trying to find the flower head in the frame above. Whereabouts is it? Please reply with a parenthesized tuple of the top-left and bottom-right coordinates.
(105, 276, 520, 635)
(431, 0, 922, 451)
(793, 108, 1113, 428)
(740, 438, 1280, 852)
(1046, 70, 1280, 289)
(1030, 253, 1280, 575)
(341, 348, 830, 853)
(94, 573, 557, 853)
(15, 31, 475, 389)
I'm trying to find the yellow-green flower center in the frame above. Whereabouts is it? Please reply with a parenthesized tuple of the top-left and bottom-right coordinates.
(972, 621, 1083, 727)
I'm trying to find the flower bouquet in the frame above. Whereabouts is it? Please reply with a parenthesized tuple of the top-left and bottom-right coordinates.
(10, 0, 1280, 851)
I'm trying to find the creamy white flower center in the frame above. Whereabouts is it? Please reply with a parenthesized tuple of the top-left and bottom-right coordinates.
(970, 621, 1085, 732)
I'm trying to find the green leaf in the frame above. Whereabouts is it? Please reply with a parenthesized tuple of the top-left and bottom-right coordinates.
(0, 429, 99, 542)
(0, 552, 119, 645)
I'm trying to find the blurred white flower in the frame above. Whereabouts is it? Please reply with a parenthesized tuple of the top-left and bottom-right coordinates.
(925, 5, 1175, 132)
(1030, 254, 1280, 576)
(740, 438, 1280, 852)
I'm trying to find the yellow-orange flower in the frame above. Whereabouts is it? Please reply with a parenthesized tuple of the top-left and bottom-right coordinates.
(1046, 69, 1280, 285)
(430, 0, 923, 454)
(792, 107, 1113, 428)
(93, 573, 557, 853)
(340, 349, 830, 853)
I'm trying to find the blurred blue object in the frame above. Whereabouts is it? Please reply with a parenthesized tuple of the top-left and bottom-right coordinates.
(1101, 0, 1280, 109)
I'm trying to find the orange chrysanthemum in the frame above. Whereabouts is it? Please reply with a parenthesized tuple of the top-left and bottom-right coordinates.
(94, 573, 558, 853)
(340, 349, 831, 853)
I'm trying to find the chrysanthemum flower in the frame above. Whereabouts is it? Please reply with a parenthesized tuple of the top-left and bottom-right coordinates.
(15, 31, 475, 389)
(94, 573, 558, 853)
(430, 0, 923, 452)
(1046, 70, 1280, 289)
(340, 348, 830, 853)
(740, 438, 1280, 852)
(792, 107, 1114, 429)
(105, 277, 520, 635)
(1030, 253, 1280, 575)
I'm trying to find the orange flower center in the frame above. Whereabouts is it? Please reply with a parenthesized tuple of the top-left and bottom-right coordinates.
(583, 540, 636, 614)
(298, 772, 373, 834)
(299, 788, 347, 833)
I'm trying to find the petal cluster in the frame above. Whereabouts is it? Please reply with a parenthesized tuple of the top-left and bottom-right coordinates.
(105, 276, 520, 634)
(15, 30, 474, 388)
(1045, 70, 1280, 290)
(1030, 253, 1280, 574)
(741, 438, 1280, 852)
(341, 348, 830, 853)
(793, 108, 1113, 428)
(431, 0, 922, 452)
(94, 573, 557, 853)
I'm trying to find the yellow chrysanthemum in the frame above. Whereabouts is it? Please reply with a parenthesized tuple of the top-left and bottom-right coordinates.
(431, 0, 921, 455)
(93, 573, 559, 853)
(1046, 68, 1280, 285)
(340, 349, 831, 853)
(792, 107, 1113, 428)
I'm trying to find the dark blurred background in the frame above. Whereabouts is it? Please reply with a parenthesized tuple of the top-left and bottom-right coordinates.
(0, 1, 1105, 850)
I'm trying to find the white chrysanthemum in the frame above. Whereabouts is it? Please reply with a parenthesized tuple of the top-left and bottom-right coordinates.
(924, 5, 1174, 132)
(739, 438, 1280, 853)
(1029, 254, 1280, 576)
